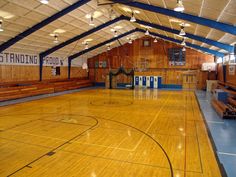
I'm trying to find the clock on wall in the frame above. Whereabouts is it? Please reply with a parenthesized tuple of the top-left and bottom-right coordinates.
(143, 39, 151, 47)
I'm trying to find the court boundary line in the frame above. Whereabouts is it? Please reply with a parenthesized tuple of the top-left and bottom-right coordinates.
(6, 115, 99, 177)
(2, 91, 217, 177)
(59, 148, 203, 174)
(194, 92, 227, 177)
(190, 94, 204, 174)
(94, 116, 174, 177)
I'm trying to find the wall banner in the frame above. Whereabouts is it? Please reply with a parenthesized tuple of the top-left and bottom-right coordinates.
(0, 52, 66, 66)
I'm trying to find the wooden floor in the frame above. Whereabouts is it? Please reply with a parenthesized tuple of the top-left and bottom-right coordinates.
(0, 89, 222, 177)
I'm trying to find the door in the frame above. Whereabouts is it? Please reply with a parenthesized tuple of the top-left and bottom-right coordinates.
(146, 76, 150, 88)
(154, 76, 158, 88)
(150, 76, 154, 88)
(135, 76, 139, 86)
(183, 74, 197, 90)
(142, 76, 146, 87)
(139, 76, 143, 87)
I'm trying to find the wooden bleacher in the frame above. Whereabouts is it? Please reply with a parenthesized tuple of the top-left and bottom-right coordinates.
(211, 80, 236, 119)
(0, 78, 92, 102)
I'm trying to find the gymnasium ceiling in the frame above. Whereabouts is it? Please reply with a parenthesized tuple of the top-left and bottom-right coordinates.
(0, 0, 235, 61)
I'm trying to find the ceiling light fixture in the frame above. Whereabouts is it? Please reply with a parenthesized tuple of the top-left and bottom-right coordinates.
(174, 0, 185, 12)
(182, 47, 186, 52)
(89, 15, 95, 26)
(130, 12, 136, 22)
(179, 25, 186, 36)
(128, 38, 132, 44)
(107, 45, 111, 51)
(145, 29, 149, 36)
(53, 34, 59, 44)
(40, 0, 49, 4)
(154, 38, 158, 43)
(85, 42, 89, 50)
(0, 19, 3, 32)
(114, 30, 118, 37)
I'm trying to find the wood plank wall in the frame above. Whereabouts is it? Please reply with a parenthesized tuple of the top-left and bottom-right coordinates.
(217, 64, 236, 86)
(88, 36, 214, 89)
(0, 65, 87, 82)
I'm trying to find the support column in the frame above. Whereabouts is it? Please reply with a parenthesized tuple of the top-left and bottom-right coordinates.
(68, 59, 71, 79)
(39, 54, 44, 81)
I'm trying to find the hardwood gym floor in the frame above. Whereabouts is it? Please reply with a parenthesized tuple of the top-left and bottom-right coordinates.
(0, 89, 222, 177)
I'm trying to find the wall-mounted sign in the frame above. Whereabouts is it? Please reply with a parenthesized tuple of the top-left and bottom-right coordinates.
(0, 51, 66, 66)
(99, 61, 103, 68)
(168, 48, 186, 66)
(143, 39, 151, 47)
(102, 61, 107, 68)
(95, 61, 99, 68)
(229, 65, 235, 75)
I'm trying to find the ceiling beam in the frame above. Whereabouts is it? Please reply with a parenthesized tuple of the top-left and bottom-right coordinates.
(69, 29, 137, 60)
(123, 16, 234, 53)
(113, 1, 236, 36)
(69, 28, 224, 62)
(0, 0, 91, 53)
(41, 15, 232, 58)
(40, 16, 126, 58)
(137, 29, 224, 57)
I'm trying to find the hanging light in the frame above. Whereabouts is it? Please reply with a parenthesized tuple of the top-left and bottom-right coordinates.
(0, 19, 3, 32)
(130, 12, 136, 22)
(107, 45, 111, 50)
(128, 38, 132, 44)
(145, 29, 149, 35)
(85, 42, 89, 49)
(182, 47, 186, 52)
(40, 0, 49, 4)
(114, 30, 118, 37)
(174, 0, 185, 12)
(89, 16, 95, 26)
(179, 25, 186, 36)
(154, 38, 158, 43)
(181, 38, 186, 46)
(53, 34, 59, 43)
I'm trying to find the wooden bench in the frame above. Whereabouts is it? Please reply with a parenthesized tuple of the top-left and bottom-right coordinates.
(0, 78, 92, 102)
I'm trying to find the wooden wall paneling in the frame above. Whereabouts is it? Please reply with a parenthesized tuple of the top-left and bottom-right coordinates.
(226, 64, 236, 85)
(217, 64, 224, 82)
(0, 65, 39, 82)
(88, 36, 214, 87)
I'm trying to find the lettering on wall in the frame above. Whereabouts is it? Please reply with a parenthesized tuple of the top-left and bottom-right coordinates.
(0, 52, 66, 66)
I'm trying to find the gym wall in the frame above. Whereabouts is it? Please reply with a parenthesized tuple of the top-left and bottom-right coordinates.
(88, 36, 214, 89)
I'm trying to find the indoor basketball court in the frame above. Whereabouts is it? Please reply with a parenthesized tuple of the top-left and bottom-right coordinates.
(0, 0, 236, 177)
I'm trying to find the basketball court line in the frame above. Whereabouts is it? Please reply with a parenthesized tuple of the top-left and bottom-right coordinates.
(206, 121, 224, 124)
(218, 152, 236, 157)
(0, 119, 41, 132)
(1, 91, 218, 177)
(0, 136, 52, 150)
(59, 149, 203, 174)
(191, 94, 204, 174)
(6, 116, 99, 177)
(132, 92, 172, 152)
(0, 135, 203, 174)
